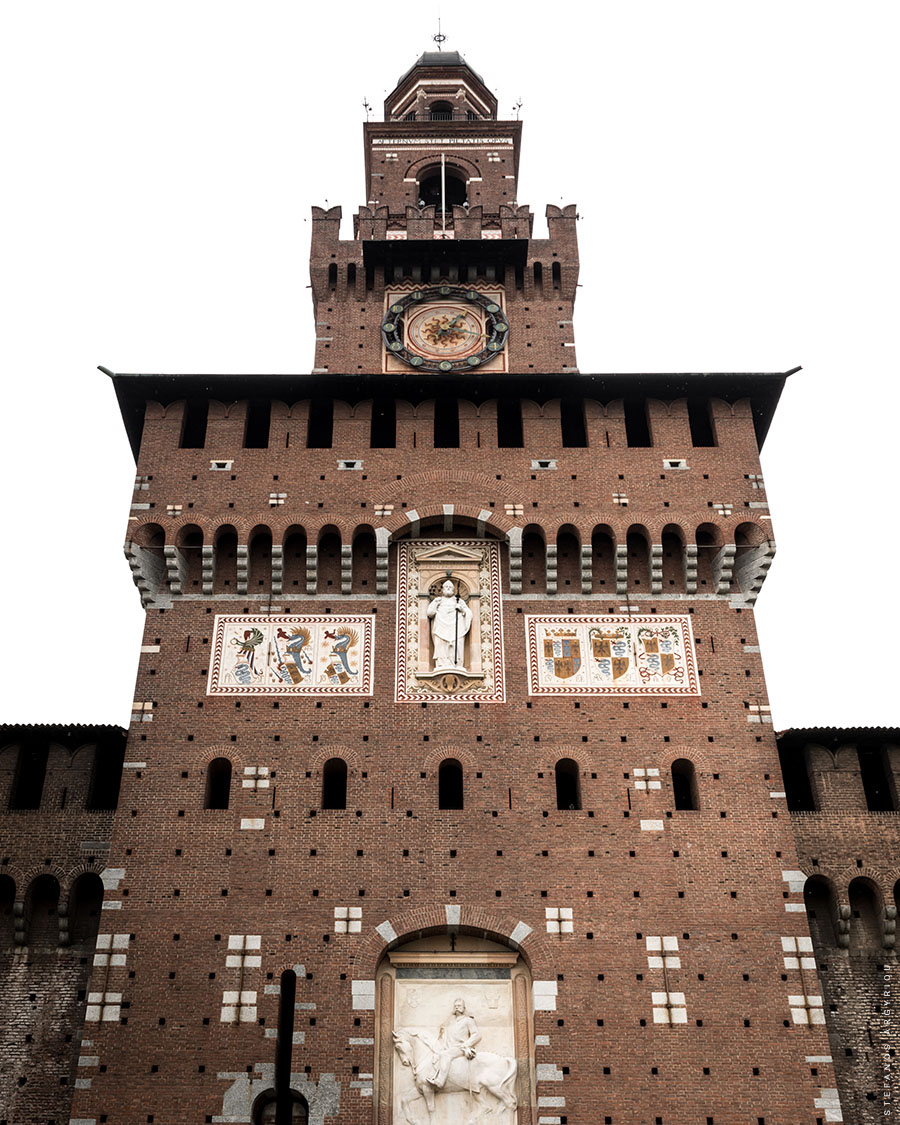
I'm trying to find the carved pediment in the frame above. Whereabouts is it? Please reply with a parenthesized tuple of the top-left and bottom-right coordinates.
(414, 543, 484, 564)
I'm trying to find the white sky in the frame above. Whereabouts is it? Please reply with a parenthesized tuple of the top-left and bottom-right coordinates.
(1, 1, 897, 729)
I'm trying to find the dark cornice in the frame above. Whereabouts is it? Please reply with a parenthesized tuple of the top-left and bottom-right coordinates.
(107, 369, 792, 461)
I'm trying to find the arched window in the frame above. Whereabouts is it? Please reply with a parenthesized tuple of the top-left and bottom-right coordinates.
(282, 527, 307, 590)
(213, 526, 238, 593)
(322, 758, 348, 810)
(671, 759, 699, 810)
(626, 528, 651, 588)
(205, 758, 232, 810)
(429, 100, 454, 120)
(24, 874, 59, 947)
(249, 526, 273, 591)
(591, 526, 615, 591)
(317, 529, 342, 593)
(555, 758, 581, 810)
(695, 524, 721, 588)
(438, 759, 464, 810)
(804, 876, 838, 946)
(556, 528, 581, 590)
(177, 524, 204, 590)
(253, 1091, 309, 1123)
(328, 263, 337, 288)
(69, 872, 104, 948)
(848, 878, 883, 955)
(419, 167, 467, 209)
(661, 526, 685, 591)
(351, 529, 377, 592)
(521, 526, 546, 592)
(0, 874, 15, 949)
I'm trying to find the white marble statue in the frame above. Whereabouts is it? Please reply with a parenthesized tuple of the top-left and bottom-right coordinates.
(426, 579, 473, 671)
(393, 998, 517, 1124)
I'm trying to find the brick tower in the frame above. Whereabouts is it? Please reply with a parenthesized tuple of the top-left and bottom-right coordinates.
(3, 49, 855, 1125)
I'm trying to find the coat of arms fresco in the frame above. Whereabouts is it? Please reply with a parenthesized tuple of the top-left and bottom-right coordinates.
(526, 615, 700, 696)
(207, 615, 374, 696)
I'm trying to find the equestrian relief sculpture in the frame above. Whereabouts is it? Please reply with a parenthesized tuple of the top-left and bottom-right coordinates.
(392, 998, 517, 1124)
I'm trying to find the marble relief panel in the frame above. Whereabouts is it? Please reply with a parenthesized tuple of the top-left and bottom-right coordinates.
(392, 978, 517, 1125)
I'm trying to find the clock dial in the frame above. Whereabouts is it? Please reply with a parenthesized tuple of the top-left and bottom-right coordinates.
(381, 286, 509, 372)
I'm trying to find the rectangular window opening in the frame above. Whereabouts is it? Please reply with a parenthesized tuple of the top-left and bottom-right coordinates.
(243, 399, 271, 449)
(307, 398, 334, 449)
(687, 397, 717, 447)
(624, 396, 651, 447)
(497, 397, 524, 448)
(180, 399, 208, 449)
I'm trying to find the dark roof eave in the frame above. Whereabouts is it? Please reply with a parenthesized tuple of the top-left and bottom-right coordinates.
(777, 726, 900, 745)
(106, 369, 793, 461)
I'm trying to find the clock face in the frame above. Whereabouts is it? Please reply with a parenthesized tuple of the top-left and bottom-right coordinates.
(382, 286, 509, 372)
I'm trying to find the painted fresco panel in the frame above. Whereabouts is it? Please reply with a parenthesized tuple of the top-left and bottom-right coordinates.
(525, 614, 700, 696)
(207, 615, 374, 696)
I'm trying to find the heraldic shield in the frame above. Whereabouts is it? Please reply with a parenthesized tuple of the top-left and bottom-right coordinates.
(544, 633, 582, 679)
(590, 628, 631, 681)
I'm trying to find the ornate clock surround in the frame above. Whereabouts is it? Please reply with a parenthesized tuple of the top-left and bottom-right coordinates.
(381, 284, 509, 373)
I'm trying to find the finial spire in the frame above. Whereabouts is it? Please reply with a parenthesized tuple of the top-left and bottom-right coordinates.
(433, 15, 447, 51)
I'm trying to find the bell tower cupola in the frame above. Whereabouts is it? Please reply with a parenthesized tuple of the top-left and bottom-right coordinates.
(310, 49, 579, 376)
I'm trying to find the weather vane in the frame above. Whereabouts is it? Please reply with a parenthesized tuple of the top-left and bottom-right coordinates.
(433, 15, 447, 51)
(512, 98, 523, 120)
(362, 97, 371, 121)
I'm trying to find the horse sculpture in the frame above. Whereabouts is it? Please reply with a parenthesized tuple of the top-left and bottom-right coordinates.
(392, 1028, 517, 1124)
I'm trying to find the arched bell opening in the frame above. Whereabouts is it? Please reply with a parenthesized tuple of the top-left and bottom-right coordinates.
(418, 165, 467, 211)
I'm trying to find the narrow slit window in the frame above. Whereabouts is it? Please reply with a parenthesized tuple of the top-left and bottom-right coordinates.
(671, 758, 699, 810)
(555, 758, 581, 810)
(438, 759, 464, 810)
(322, 758, 347, 810)
(205, 757, 232, 810)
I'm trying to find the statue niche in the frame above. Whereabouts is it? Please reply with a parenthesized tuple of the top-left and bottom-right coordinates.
(395, 540, 505, 702)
